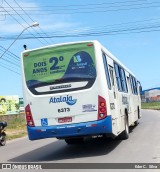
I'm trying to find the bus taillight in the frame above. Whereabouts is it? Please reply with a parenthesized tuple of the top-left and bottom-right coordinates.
(98, 96, 107, 120)
(25, 104, 35, 127)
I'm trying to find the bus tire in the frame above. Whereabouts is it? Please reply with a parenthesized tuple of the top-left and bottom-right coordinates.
(134, 120, 138, 126)
(134, 107, 140, 126)
(65, 138, 84, 145)
(119, 115, 129, 140)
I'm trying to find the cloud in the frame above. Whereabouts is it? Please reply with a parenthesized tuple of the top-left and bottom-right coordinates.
(41, 21, 81, 32)
(0, 0, 87, 36)
(0, 0, 40, 33)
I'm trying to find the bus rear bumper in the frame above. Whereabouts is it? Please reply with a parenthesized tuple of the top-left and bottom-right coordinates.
(27, 116, 112, 141)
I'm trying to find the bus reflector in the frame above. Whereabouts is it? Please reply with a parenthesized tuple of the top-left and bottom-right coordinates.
(98, 96, 107, 120)
(87, 44, 93, 46)
(25, 104, 35, 127)
(24, 54, 29, 57)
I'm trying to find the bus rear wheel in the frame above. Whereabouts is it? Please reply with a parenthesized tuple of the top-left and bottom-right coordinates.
(134, 120, 138, 126)
(119, 116, 129, 140)
(65, 138, 84, 145)
(134, 107, 140, 126)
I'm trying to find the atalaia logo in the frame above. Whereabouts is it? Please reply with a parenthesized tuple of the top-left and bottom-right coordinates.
(49, 95, 77, 105)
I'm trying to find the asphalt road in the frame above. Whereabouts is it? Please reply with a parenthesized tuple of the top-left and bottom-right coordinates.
(0, 109, 160, 171)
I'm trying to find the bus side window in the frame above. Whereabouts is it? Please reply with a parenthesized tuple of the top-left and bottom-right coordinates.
(129, 75, 134, 94)
(120, 68, 128, 93)
(133, 77, 138, 95)
(137, 81, 142, 95)
(114, 63, 128, 93)
(109, 66, 115, 87)
(129, 75, 138, 95)
(114, 63, 122, 91)
(102, 52, 111, 90)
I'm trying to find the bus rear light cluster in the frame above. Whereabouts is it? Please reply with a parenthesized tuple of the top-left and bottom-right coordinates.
(25, 104, 35, 127)
(98, 96, 107, 120)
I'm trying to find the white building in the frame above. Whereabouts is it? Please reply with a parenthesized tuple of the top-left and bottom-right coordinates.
(144, 88, 160, 102)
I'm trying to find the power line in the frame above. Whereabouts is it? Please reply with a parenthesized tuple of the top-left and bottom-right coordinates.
(1, 13, 160, 41)
(0, 63, 20, 75)
(0, 46, 21, 74)
(9, 1, 160, 12)
(42, 17, 160, 35)
(0, 60, 20, 70)
(2, 17, 160, 39)
(1, 19, 160, 39)
(12, 0, 52, 45)
(0, 0, 149, 9)
(1, 2, 46, 47)
(0, 50, 20, 65)
(0, 53, 20, 66)
(2, 5, 160, 16)
(13, 0, 53, 45)
(1, 1, 160, 15)
(0, 45, 19, 60)
(3, 0, 47, 46)
(0, 46, 20, 68)
(13, 25, 160, 38)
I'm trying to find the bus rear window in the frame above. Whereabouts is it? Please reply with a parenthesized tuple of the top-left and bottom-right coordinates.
(22, 43, 96, 95)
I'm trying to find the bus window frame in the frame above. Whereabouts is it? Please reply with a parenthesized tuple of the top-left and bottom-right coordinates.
(102, 52, 111, 90)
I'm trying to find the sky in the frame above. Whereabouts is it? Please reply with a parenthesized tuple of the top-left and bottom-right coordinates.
(0, 0, 160, 97)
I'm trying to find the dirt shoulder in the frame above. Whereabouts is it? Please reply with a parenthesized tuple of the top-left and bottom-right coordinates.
(0, 113, 27, 140)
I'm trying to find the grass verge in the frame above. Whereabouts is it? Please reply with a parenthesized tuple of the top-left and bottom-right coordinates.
(6, 131, 27, 140)
(0, 114, 27, 141)
(141, 102, 160, 110)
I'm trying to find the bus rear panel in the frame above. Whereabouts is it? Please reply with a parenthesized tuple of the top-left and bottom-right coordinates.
(22, 42, 112, 140)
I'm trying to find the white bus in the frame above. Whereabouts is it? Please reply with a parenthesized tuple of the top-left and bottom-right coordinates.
(21, 40, 141, 144)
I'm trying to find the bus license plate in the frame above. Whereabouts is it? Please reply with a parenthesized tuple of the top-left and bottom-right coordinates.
(58, 117, 72, 123)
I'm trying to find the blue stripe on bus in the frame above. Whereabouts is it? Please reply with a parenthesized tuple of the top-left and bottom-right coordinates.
(27, 116, 112, 140)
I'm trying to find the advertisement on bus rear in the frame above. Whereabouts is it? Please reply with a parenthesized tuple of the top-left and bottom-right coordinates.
(23, 42, 96, 94)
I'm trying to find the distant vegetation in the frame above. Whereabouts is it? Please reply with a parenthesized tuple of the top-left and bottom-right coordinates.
(0, 114, 27, 140)
(141, 102, 160, 110)
(6, 116, 27, 140)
